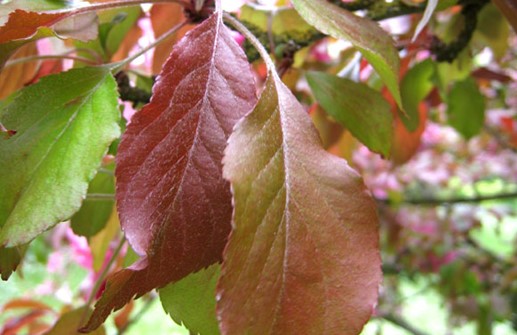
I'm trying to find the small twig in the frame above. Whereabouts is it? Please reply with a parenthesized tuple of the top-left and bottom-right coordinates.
(430, 0, 489, 62)
(379, 191, 517, 207)
(85, 193, 115, 201)
(223, 13, 276, 71)
(98, 168, 115, 176)
(111, 19, 189, 72)
(380, 313, 431, 335)
(4, 54, 98, 68)
(46, 0, 189, 16)
(80, 236, 127, 328)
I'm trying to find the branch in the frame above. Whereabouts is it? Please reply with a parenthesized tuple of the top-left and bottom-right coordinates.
(430, 0, 489, 62)
(380, 313, 431, 335)
(115, 71, 152, 106)
(379, 191, 517, 206)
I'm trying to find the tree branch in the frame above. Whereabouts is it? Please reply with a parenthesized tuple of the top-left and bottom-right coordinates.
(379, 191, 517, 206)
(380, 313, 431, 335)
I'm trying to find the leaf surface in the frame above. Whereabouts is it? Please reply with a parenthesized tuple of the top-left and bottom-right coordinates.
(160, 264, 220, 335)
(399, 59, 435, 132)
(306, 71, 392, 157)
(291, 0, 401, 107)
(0, 66, 121, 246)
(217, 72, 381, 335)
(0, 9, 64, 43)
(46, 307, 106, 335)
(82, 12, 257, 331)
(71, 162, 115, 238)
(447, 77, 485, 139)
(0, 245, 27, 280)
(0, 42, 38, 99)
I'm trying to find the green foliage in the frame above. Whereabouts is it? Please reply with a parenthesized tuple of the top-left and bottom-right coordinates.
(160, 265, 220, 335)
(306, 71, 393, 157)
(447, 77, 485, 139)
(0, 67, 120, 247)
(291, 0, 402, 108)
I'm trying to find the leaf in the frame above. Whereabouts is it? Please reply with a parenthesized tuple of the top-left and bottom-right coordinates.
(53, 12, 99, 42)
(412, 0, 438, 41)
(447, 77, 485, 139)
(475, 4, 510, 60)
(0, 42, 38, 99)
(306, 71, 393, 157)
(291, 0, 402, 108)
(81, 12, 257, 331)
(399, 59, 435, 132)
(0, 9, 64, 43)
(150, 3, 192, 74)
(0, 66, 121, 247)
(492, 0, 517, 33)
(89, 206, 120, 272)
(391, 105, 427, 165)
(0, 245, 27, 280)
(0, 3, 97, 71)
(45, 307, 106, 335)
(217, 72, 381, 335)
(71, 163, 115, 238)
(240, 4, 315, 37)
(160, 264, 221, 335)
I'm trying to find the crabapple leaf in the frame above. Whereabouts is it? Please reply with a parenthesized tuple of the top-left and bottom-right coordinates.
(81, 12, 257, 331)
(71, 163, 115, 238)
(447, 77, 485, 140)
(160, 264, 221, 335)
(217, 72, 381, 335)
(291, 0, 402, 108)
(306, 71, 393, 157)
(0, 66, 121, 247)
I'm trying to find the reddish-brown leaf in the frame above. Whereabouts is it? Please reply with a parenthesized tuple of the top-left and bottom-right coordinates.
(217, 72, 381, 334)
(0, 10, 65, 44)
(81, 12, 257, 331)
(150, 4, 192, 74)
(0, 43, 38, 99)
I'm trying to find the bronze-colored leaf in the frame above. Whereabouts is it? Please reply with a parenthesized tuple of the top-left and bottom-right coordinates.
(217, 72, 381, 334)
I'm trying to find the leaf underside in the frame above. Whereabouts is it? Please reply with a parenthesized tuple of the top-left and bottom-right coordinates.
(291, 0, 402, 108)
(82, 12, 257, 331)
(217, 72, 381, 335)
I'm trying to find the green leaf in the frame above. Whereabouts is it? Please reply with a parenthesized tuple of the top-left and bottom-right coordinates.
(306, 71, 392, 157)
(0, 66, 121, 247)
(400, 59, 435, 132)
(71, 163, 115, 237)
(475, 4, 510, 60)
(240, 4, 315, 38)
(492, 0, 517, 33)
(217, 72, 381, 334)
(160, 264, 221, 335)
(291, 0, 402, 108)
(447, 77, 485, 139)
(45, 306, 106, 335)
